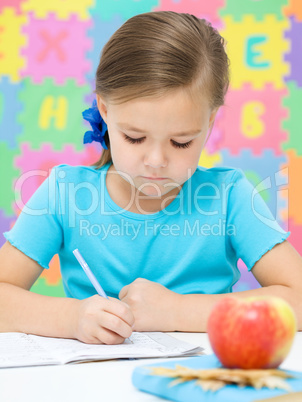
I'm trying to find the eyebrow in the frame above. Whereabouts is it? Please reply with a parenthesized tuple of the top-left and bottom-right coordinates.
(118, 123, 202, 137)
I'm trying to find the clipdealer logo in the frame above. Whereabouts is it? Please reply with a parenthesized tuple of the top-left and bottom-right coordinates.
(13, 166, 288, 235)
(78, 218, 236, 240)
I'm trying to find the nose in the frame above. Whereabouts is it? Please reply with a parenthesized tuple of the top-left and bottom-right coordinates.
(144, 144, 167, 168)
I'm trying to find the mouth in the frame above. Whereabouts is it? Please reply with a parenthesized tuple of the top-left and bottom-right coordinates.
(142, 176, 168, 181)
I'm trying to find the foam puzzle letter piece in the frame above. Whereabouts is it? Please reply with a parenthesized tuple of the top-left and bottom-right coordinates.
(287, 219, 302, 257)
(217, 84, 288, 155)
(0, 0, 23, 14)
(0, 77, 23, 148)
(154, 0, 224, 27)
(21, 0, 93, 21)
(17, 77, 90, 151)
(218, 149, 288, 221)
(0, 209, 15, 248)
(281, 150, 302, 225)
(21, 13, 92, 85)
(220, 15, 289, 89)
(86, 14, 124, 81)
(0, 142, 21, 216)
(219, 0, 288, 21)
(282, 82, 302, 155)
(284, 0, 302, 22)
(0, 8, 27, 82)
(92, 0, 159, 22)
(284, 17, 302, 87)
(14, 143, 100, 206)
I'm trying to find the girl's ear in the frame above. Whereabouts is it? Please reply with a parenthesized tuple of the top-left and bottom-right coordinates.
(96, 94, 108, 123)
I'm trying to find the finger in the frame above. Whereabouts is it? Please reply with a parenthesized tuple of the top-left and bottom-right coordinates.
(99, 296, 135, 327)
(100, 310, 133, 339)
(84, 335, 105, 345)
(134, 277, 148, 283)
(94, 326, 126, 345)
(118, 284, 129, 300)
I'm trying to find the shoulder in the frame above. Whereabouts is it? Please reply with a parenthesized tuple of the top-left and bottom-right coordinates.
(192, 165, 245, 187)
(51, 163, 109, 184)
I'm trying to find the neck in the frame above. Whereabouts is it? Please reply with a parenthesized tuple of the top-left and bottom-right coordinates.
(106, 165, 181, 214)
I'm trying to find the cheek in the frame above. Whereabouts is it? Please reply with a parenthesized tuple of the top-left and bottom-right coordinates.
(176, 147, 200, 170)
(187, 138, 205, 166)
(108, 135, 126, 160)
(110, 139, 137, 171)
(171, 149, 201, 183)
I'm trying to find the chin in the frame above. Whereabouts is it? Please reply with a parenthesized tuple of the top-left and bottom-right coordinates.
(137, 186, 165, 198)
(140, 184, 181, 199)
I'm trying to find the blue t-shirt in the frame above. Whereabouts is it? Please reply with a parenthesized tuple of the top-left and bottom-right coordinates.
(4, 163, 290, 299)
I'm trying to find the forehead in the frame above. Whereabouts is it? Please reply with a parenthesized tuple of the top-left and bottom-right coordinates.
(108, 88, 211, 129)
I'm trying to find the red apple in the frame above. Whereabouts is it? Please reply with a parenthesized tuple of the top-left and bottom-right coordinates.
(207, 296, 297, 369)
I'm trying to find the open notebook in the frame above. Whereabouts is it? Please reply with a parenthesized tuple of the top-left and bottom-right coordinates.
(0, 332, 204, 368)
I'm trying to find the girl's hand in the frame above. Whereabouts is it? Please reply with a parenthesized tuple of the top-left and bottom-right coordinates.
(119, 278, 181, 332)
(73, 295, 135, 344)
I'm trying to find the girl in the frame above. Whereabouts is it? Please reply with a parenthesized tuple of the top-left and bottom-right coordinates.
(0, 12, 302, 345)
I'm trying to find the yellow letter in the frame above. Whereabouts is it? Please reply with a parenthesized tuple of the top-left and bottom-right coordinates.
(241, 101, 265, 138)
(39, 96, 67, 130)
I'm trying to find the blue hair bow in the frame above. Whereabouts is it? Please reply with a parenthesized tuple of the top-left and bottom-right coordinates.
(82, 99, 108, 149)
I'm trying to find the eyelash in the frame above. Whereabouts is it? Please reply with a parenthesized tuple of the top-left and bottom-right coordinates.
(123, 135, 193, 149)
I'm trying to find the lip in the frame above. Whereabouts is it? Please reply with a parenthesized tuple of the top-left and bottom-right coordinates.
(142, 176, 168, 181)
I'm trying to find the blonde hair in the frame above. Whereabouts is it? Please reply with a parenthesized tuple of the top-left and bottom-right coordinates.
(93, 11, 229, 169)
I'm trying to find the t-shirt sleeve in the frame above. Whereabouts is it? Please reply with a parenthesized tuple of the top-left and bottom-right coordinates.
(3, 167, 63, 269)
(226, 169, 290, 271)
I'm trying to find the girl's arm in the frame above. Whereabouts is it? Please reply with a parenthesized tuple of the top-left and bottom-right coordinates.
(119, 240, 302, 332)
(175, 240, 302, 332)
(0, 241, 134, 344)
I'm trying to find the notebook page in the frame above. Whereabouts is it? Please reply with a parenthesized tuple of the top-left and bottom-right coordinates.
(0, 332, 203, 367)
(27, 332, 203, 363)
(0, 333, 59, 368)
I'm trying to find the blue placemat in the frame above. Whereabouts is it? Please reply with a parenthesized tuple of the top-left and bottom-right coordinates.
(132, 354, 302, 402)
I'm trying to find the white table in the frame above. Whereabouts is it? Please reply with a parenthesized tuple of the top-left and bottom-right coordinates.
(0, 332, 301, 402)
